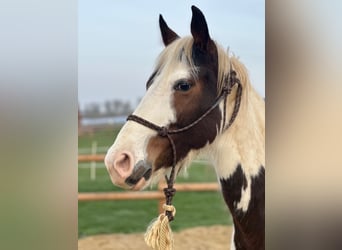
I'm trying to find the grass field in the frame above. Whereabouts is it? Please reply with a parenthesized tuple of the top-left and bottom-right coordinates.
(78, 128, 232, 238)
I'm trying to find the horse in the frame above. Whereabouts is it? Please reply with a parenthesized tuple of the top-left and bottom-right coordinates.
(105, 6, 265, 250)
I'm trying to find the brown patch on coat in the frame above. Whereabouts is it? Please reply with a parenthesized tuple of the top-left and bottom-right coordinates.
(220, 166, 265, 250)
(146, 136, 173, 170)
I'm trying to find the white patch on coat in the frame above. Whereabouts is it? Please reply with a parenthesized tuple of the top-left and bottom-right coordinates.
(236, 175, 251, 212)
(230, 226, 236, 250)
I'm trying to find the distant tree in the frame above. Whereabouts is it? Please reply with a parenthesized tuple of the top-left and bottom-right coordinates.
(82, 99, 134, 118)
(84, 103, 101, 117)
(121, 101, 132, 115)
(104, 100, 113, 115)
(112, 100, 121, 115)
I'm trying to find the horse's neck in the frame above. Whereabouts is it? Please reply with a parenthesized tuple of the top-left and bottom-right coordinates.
(208, 85, 265, 179)
(205, 86, 265, 249)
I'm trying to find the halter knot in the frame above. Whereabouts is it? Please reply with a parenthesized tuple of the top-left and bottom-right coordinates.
(163, 186, 176, 221)
(158, 126, 168, 137)
(163, 204, 176, 219)
(222, 85, 230, 95)
(229, 70, 239, 86)
(163, 187, 176, 198)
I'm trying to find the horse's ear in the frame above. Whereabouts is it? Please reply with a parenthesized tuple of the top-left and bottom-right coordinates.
(159, 14, 179, 46)
(190, 5, 211, 51)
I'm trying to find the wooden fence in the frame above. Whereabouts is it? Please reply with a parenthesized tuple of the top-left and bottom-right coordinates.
(78, 154, 220, 213)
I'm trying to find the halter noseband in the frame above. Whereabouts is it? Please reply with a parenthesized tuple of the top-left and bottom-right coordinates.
(126, 69, 242, 221)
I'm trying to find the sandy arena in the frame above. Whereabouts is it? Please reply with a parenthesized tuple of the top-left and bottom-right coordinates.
(78, 225, 232, 250)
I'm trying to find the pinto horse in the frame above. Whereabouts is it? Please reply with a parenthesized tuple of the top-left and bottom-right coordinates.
(105, 6, 264, 250)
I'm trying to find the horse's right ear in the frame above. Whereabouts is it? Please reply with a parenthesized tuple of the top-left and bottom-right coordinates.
(190, 5, 211, 51)
(159, 14, 179, 46)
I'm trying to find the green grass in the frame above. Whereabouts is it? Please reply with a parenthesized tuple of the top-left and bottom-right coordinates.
(78, 128, 232, 238)
(78, 127, 121, 150)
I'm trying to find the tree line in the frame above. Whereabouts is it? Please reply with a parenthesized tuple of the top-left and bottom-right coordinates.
(81, 99, 139, 118)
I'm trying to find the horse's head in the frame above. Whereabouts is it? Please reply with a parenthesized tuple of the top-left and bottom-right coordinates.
(105, 6, 230, 190)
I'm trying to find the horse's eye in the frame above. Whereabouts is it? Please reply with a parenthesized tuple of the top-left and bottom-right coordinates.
(174, 80, 193, 91)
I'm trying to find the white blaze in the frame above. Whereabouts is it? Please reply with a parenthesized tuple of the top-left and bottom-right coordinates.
(105, 59, 192, 188)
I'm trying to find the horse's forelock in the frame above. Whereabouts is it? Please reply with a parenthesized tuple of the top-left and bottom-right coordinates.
(155, 37, 198, 81)
(154, 37, 249, 97)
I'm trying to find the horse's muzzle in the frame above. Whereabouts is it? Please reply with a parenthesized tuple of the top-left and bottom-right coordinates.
(125, 160, 152, 186)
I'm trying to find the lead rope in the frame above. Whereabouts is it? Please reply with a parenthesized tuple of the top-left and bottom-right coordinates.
(144, 132, 177, 250)
(127, 69, 242, 250)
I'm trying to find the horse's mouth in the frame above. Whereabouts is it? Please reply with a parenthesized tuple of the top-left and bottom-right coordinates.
(125, 160, 152, 189)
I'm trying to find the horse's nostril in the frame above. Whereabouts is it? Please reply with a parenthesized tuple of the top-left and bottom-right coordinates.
(113, 152, 134, 178)
(115, 153, 130, 169)
(117, 153, 128, 166)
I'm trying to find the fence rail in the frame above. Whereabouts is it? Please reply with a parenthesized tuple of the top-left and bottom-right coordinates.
(78, 154, 106, 162)
(78, 191, 164, 201)
(78, 154, 219, 213)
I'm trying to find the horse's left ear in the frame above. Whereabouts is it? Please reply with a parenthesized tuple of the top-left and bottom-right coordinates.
(159, 14, 179, 46)
(190, 5, 211, 51)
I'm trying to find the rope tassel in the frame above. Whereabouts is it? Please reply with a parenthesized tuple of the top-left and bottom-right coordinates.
(144, 204, 176, 250)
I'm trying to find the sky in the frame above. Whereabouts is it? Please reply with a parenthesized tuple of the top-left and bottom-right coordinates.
(78, 0, 265, 110)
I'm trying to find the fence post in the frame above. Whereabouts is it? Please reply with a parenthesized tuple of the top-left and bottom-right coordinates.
(90, 141, 97, 180)
(157, 180, 166, 214)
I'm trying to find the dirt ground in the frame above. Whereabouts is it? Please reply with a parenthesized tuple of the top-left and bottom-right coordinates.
(78, 225, 232, 250)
